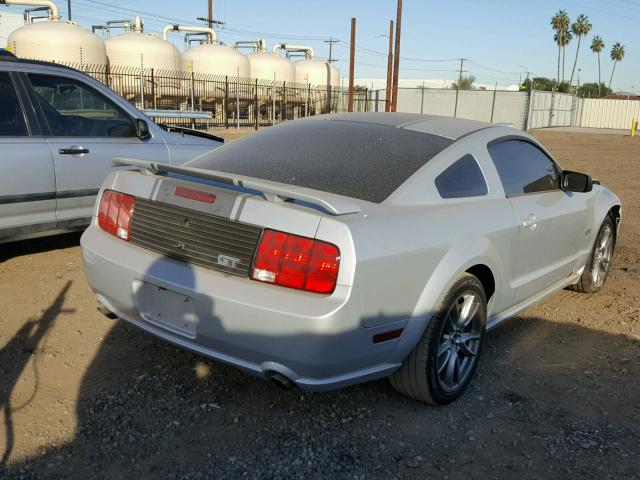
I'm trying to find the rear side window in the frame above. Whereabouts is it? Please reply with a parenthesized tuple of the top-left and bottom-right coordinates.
(27, 74, 135, 137)
(435, 154, 487, 198)
(0, 72, 28, 137)
(488, 139, 560, 197)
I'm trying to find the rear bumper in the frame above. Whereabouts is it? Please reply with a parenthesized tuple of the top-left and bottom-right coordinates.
(81, 226, 410, 391)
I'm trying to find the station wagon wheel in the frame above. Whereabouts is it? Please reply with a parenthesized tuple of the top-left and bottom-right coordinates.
(568, 215, 616, 294)
(390, 273, 487, 405)
(437, 292, 483, 392)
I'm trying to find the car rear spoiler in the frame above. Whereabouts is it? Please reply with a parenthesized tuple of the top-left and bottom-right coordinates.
(112, 158, 362, 216)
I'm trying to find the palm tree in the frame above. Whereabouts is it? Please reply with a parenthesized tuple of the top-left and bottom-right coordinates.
(554, 30, 572, 83)
(551, 10, 570, 83)
(569, 14, 592, 86)
(590, 36, 605, 95)
(608, 42, 625, 90)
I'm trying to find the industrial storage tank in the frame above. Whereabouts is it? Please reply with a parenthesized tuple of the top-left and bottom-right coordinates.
(104, 17, 181, 99)
(294, 58, 340, 87)
(4, 0, 107, 66)
(246, 43, 295, 83)
(105, 17, 181, 71)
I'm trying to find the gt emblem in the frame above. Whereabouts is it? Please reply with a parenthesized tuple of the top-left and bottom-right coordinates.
(218, 254, 240, 269)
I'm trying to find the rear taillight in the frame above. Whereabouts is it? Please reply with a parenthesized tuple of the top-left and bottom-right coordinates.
(97, 190, 136, 241)
(252, 229, 340, 294)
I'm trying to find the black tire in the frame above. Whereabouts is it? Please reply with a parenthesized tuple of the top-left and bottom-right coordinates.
(390, 273, 486, 405)
(568, 216, 616, 294)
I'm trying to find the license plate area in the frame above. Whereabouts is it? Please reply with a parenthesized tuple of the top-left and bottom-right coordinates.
(136, 281, 197, 339)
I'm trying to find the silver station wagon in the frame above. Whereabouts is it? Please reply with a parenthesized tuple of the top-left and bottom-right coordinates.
(0, 55, 222, 243)
(81, 113, 621, 405)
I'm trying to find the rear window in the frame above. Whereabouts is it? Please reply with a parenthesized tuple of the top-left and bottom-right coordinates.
(188, 119, 453, 203)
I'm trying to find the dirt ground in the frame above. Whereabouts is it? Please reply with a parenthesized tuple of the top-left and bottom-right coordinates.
(1, 130, 639, 479)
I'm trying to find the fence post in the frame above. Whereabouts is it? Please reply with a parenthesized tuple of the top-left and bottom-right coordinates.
(306, 83, 311, 117)
(490, 85, 497, 123)
(524, 88, 533, 131)
(151, 68, 156, 109)
(254, 78, 259, 130)
(548, 88, 556, 127)
(420, 81, 425, 114)
(281, 81, 286, 122)
(453, 86, 459, 118)
(139, 67, 145, 109)
(190, 71, 196, 129)
(224, 76, 229, 130)
(375, 90, 379, 112)
(236, 70, 240, 129)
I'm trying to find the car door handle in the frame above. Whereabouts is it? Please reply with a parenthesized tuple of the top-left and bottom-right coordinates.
(522, 213, 538, 230)
(58, 147, 90, 155)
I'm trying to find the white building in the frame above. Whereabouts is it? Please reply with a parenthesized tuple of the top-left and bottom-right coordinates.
(0, 11, 23, 49)
(355, 77, 519, 91)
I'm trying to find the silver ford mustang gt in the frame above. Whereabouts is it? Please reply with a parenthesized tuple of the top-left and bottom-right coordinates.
(81, 113, 621, 405)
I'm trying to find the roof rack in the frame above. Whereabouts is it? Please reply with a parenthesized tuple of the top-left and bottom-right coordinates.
(0, 55, 80, 73)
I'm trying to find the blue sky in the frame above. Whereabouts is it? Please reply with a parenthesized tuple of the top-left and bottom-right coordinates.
(4, 0, 638, 91)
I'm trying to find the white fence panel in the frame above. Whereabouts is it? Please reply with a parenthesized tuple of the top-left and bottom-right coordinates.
(580, 99, 640, 129)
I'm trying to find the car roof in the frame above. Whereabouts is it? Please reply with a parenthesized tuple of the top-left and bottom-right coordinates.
(313, 112, 498, 141)
(0, 55, 80, 73)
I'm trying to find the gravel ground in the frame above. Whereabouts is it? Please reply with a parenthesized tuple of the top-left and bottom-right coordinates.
(1, 130, 639, 479)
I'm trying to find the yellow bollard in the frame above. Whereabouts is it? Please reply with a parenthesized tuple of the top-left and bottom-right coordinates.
(632, 118, 637, 137)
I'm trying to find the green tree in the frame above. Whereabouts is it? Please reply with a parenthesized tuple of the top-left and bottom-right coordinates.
(569, 14, 592, 86)
(551, 10, 570, 83)
(608, 42, 625, 89)
(577, 82, 611, 98)
(590, 36, 605, 95)
(529, 77, 570, 93)
(451, 75, 476, 90)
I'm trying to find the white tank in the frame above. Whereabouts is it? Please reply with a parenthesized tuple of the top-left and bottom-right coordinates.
(104, 18, 181, 97)
(183, 43, 250, 101)
(294, 58, 340, 87)
(7, 20, 107, 66)
(183, 43, 249, 78)
(246, 51, 295, 83)
(105, 31, 181, 72)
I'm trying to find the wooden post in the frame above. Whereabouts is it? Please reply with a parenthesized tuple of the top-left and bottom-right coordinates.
(385, 20, 394, 112)
(348, 17, 356, 113)
(391, 0, 402, 112)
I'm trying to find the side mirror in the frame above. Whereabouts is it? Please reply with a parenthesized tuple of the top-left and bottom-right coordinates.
(562, 170, 593, 193)
(135, 119, 151, 140)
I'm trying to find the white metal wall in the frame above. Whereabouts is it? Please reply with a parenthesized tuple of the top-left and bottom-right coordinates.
(393, 88, 528, 129)
(580, 98, 640, 129)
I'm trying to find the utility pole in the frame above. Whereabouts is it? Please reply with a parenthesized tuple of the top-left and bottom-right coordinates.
(208, 0, 213, 29)
(68, 0, 71, 21)
(385, 20, 394, 112)
(348, 17, 356, 113)
(324, 38, 339, 63)
(391, 0, 402, 112)
(457, 58, 465, 87)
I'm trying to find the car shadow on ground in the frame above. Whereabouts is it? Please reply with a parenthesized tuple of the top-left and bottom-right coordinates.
(0, 281, 74, 468)
(0, 232, 82, 263)
(1, 255, 639, 479)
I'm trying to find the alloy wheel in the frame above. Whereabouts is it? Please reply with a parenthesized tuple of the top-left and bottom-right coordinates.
(591, 224, 613, 287)
(436, 292, 483, 392)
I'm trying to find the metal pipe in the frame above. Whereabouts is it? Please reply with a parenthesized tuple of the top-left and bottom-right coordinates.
(235, 39, 266, 53)
(3, 0, 60, 20)
(163, 24, 216, 43)
(272, 43, 314, 59)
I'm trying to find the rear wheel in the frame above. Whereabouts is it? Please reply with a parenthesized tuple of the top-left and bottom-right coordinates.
(390, 273, 486, 405)
(568, 216, 615, 294)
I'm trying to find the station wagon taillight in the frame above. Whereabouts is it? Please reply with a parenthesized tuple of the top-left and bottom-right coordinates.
(252, 230, 340, 294)
(98, 190, 136, 241)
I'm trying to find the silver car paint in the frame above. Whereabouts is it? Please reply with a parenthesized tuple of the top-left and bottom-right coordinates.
(80, 120, 621, 391)
(0, 61, 220, 243)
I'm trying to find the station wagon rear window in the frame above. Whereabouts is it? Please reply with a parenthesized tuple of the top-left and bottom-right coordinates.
(188, 119, 453, 203)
